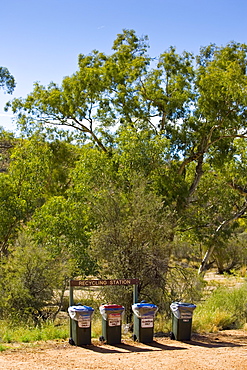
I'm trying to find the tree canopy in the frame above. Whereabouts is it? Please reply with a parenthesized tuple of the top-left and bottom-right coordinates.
(1, 30, 247, 320)
(0, 67, 16, 94)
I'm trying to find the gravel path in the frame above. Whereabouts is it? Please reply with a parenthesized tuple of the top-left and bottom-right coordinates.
(1, 330, 247, 370)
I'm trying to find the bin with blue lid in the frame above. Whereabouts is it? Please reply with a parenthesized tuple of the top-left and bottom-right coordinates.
(132, 302, 158, 343)
(170, 302, 196, 341)
(68, 305, 94, 346)
(99, 304, 125, 344)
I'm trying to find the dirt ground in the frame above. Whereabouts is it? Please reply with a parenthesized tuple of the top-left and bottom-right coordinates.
(1, 330, 247, 370)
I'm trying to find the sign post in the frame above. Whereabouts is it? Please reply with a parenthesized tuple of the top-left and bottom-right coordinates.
(69, 278, 139, 307)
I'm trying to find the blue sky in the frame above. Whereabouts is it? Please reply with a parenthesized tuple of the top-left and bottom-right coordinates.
(1, 0, 247, 131)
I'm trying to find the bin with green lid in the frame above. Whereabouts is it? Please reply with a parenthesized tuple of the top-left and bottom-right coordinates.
(170, 302, 196, 341)
(99, 304, 125, 344)
(132, 302, 158, 343)
(68, 305, 94, 346)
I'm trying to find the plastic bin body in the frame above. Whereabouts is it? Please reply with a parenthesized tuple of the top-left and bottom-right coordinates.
(68, 305, 94, 346)
(132, 303, 158, 343)
(170, 302, 196, 341)
(100, 304, 125, 344)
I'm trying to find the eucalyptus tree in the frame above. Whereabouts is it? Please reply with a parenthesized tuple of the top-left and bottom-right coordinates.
(0, 233, 67, 322)
(0, 133, 80, 257)
(0, 66, 16, 168)
(8, 30, 150, 151)
(27, 195, 96, 277)
(0, 127, 16, 172)
(6, 30, 247, 275)
(0, 66, 15, 94)
(0, 174, 26, 257)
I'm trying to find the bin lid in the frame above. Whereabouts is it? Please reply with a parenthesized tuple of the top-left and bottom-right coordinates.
(170, 302, 196, 311)
(68, 305, 94, 313)
(100, 304, 124, 310)
(132, 302, 158, 318)
(132, 303, 157, 309)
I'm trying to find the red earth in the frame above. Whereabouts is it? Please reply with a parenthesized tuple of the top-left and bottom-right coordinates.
(1, 330, 247, 370)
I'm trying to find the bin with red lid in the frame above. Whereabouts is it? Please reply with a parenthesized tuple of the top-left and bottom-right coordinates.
(99, 304, 125, 344)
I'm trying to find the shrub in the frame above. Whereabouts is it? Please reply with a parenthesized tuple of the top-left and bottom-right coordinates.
(0, 233, 68, 323)
(0, 320, 69, 344)
(193, 284, 247, 332)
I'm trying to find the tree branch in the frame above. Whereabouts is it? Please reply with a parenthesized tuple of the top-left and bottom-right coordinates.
(198, 199, 247, 275)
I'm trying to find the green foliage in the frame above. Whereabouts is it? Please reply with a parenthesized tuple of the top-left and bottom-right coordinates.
(213, 231, 247, 273)
(0, 233, 68, 323)
(0, 66, 15, 94)
(0, 320, 68, 344)
(9, 135, 79, 207)
(0, 174, 27, 256)
(2, 31, 247, 322)
(0, 134, 80, 257)
(0, 344, 8, 351)
(166, 267, 206, 306)
(27, 196, 95, 276)
(89, 175, 175, 318)
(0, 127, 16, 172)
(193, 284, 247, 332)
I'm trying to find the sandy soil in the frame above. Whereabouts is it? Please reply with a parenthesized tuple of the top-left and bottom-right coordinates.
(1, 330, 247, 370)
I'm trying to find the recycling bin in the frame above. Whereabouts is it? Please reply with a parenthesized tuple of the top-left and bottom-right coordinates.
(132, 302, 158, 343)
(68, 305, 94, 346)
(99, 304, 125, 344)
(170, 302, 196, 341)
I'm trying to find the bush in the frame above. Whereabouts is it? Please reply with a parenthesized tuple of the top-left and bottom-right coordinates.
(0, 320, 69, 344)
(166, 267, 206, 305)
(0, 234, 68, 323)
(193, 284, 247, 332)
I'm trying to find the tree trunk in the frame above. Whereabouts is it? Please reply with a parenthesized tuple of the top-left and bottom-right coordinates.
(198, 200, 247, 275)
(198, 245, 215, 275)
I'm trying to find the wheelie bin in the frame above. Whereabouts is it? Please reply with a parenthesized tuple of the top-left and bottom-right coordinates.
(68, 305, 94, 346)
(99, 304, 125, 344)
(132, 302, 158, 343)
(170, 302, 196, 341)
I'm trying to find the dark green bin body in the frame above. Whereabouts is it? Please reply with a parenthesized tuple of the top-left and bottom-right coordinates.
(100, 304, 124, 345)
(133, 314, 154, 343)
(71, 318, 92, 346)
(132, 303, 158, 343)
(172, 315, 192, 341)
(170, 302, 196, 341)
(68, 305, 94, 346)
(102, 317, 122, 344)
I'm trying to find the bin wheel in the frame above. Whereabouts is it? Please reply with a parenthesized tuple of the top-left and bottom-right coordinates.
(169, 332, 175, 340)
(132, 334, 137, 341)
(99, 336, 105, 342)
(69, 338, 75, 346)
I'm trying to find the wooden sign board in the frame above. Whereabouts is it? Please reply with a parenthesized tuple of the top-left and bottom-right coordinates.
(70, 279, 139, 287)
